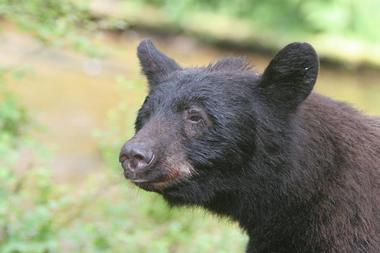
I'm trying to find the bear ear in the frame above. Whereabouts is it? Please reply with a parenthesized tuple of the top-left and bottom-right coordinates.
(137, 39, 182, 88)
(259, 42, 319, 112)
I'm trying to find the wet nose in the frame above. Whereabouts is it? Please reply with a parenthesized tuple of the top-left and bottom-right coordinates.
(119, 143, 154, 172)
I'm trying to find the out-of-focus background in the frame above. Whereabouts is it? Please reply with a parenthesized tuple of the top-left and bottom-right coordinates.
(1, 0, 379, 252)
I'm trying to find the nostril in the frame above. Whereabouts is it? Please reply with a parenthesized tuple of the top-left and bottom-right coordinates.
(133, 154, 145, 162)
(119, 154, 128, 163)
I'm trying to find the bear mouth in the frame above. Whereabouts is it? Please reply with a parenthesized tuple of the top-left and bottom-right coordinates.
(132, 179, 174, 192)
(124, 169, 186, 192)
(132, 176, 187, 192)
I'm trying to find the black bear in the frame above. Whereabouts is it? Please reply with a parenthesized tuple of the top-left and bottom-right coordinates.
(119, 40, 380, 253)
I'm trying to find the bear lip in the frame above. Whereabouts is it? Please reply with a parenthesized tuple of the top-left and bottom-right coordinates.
(133, 179, 174, 192)
(129, 170, 187, 192)
(131, 174, 177, 185)
(131, 178, 152, 183)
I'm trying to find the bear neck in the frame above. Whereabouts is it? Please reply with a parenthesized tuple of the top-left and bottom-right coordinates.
(205, 93, 380, 252)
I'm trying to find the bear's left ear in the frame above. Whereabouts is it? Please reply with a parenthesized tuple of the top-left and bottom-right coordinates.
(137, 39, 182, 88)
(259, 42, 319, 112)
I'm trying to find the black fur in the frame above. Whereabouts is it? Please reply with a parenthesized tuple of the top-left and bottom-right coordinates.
(122, 40, 380, 253)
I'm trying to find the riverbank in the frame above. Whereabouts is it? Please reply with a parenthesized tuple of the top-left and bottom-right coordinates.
(87, 0, 380, 71)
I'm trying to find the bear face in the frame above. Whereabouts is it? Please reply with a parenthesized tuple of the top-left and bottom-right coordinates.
(120, 40, 319, 205)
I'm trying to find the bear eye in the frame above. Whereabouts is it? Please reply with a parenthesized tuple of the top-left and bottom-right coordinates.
(185, 108, 203, 123)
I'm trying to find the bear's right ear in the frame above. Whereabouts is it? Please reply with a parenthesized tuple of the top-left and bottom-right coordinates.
(259, 42, 319, 112)
(137, 40, 182, 88)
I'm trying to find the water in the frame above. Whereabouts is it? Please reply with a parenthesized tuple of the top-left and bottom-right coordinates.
(1, 27, 380, 178)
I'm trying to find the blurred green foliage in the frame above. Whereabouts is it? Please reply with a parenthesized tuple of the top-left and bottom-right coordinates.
(139, 0, 380, 43)
(0, 2, 99, 249)
(0, 0, 102, 56)
(0, 69, 28, 162)
(0, 69, 59, 252)
(2, 0, 379, 44)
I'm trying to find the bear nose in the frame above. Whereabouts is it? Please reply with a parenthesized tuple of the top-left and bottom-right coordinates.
(119, 143, 154, 172)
